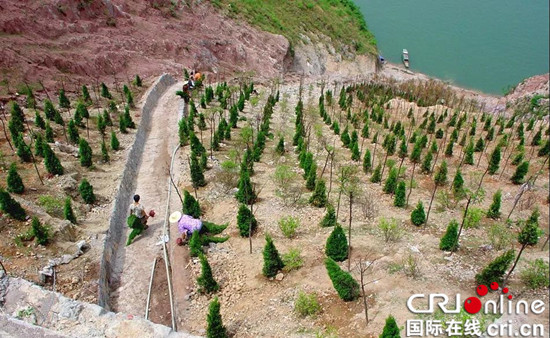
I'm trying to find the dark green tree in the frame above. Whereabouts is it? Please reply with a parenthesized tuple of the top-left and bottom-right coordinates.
(434, 161, 448, 186)
(122, 106, 135, 128)
(411, 201, 426, 226)
(325, 257, 359, 301)
(54, 109, 64, 126)
(488, 146, 501, 175)
(43, 144, 64, 175)
(440, 219, 459, 251)
(34, 133, 45, 157)
(236, 169, 255, 204)
(58, 89, 70, 109)
(110, 131, 120, 151)
(464, 140, 475, 165)
(31, 216, 50, 246)
(363, 149, 372, 173)
(189, 230, 202, 257)
(178, 118, 189, 146)
(341, 128, 351, 147)
(68, 119, 80, 144)
(119, 115, 128, 133)
(64, 197, 77, 224)
(100, 141, 109, 162)
(76, 101, 90, 120)
(320, 204, 338, 227)
(475, 137, 485, 152)
(100, 83, 112, 99)
(183, 190, 201, 218)
(380, 315, 400, 338)
(383, 167, 398, 194)
(394, 181, 406, 207)
(133, 75, 143, 87)
(310, 179, 327, 207)
(370, 162, 382, 183)
(511, 150, 525, 165)
(326, 225, 348, 262)
(538, 140, 549, 157)
(6, 163, 24, 194)
(79, 138, 93, 167)
(506, 210, 542, 280)
(0, 188, 26, 221)
(421, 150, 433, 174)
(487, 190, 502, 219)
(262, 234, 284, 278)
(35, 111, 46, 130)
(452, 169, 465, 199)
(191, 155, 206, 188)
(305, 168, 317, 191)
(79, 178, 96, 204)
(197, 254, 219, 293)
(44, 99, 57, 121)
(123, 85, 134, 107)
(475, 250, 515, 285)
(103, 109, 113, 126)
(229, 105, 239, 128)
(206, 297, 228, 338)
(445, 140, 455, 157)
(351, 141, 360, 161)
(531, 128, 542, 146)
(511, 161, 529, 184)
(81, 85, 92, 105)
(97, 115, 106, 136)
(45, 122, 54, 143)
(237, 204, 257, 237)
(15, 133, 32, 162)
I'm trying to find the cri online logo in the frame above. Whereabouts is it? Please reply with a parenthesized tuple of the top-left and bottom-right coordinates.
(407, 282, 546, 315)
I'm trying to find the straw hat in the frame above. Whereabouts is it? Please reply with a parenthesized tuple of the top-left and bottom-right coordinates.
(169, 211, 182, 223)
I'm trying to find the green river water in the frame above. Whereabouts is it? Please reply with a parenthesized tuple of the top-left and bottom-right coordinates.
(356, 0, 549, 95)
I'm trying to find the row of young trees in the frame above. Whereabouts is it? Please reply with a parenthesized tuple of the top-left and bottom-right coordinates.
(1, 79, 139, 246)
(290, 80, 549, 332)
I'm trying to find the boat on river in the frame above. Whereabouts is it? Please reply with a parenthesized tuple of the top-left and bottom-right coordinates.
(402, 49, 409, 68)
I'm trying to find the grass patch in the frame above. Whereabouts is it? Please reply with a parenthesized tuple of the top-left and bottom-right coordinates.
(210, 0, 377, 56)
(37, 195, 64, 218)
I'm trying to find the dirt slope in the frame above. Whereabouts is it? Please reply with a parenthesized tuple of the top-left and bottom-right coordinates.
(0, 0, 289, 91)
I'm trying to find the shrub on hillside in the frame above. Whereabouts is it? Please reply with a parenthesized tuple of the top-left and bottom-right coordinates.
(197, 254, 219, 294)
(279, 216, 300, 238)
(320, 204, 338, 227)
(262, 234, 284, 278)
(439, 220, 459, 252)
(521, 259, 549, 289)
(79, 179, 96, 204)
(411, 201, 426, 226)
(325, 225, 348, 261)
(183, 190, 201, 218)
(0, 188, 26, 221)
(294, 291, 321, 318)
(7, 163, 24, 194)
(475, 250, 515, 285)
(325, 257, 359, 301)
(236, 204, 257, 237)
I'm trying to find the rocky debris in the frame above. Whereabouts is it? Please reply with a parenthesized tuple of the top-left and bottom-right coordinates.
(1, 275, 199, 337)
(55, 142, 79, 157)
(275, 273, 285, 281)
(38, 241, 89, 284)
(57, 174, 79, 193)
